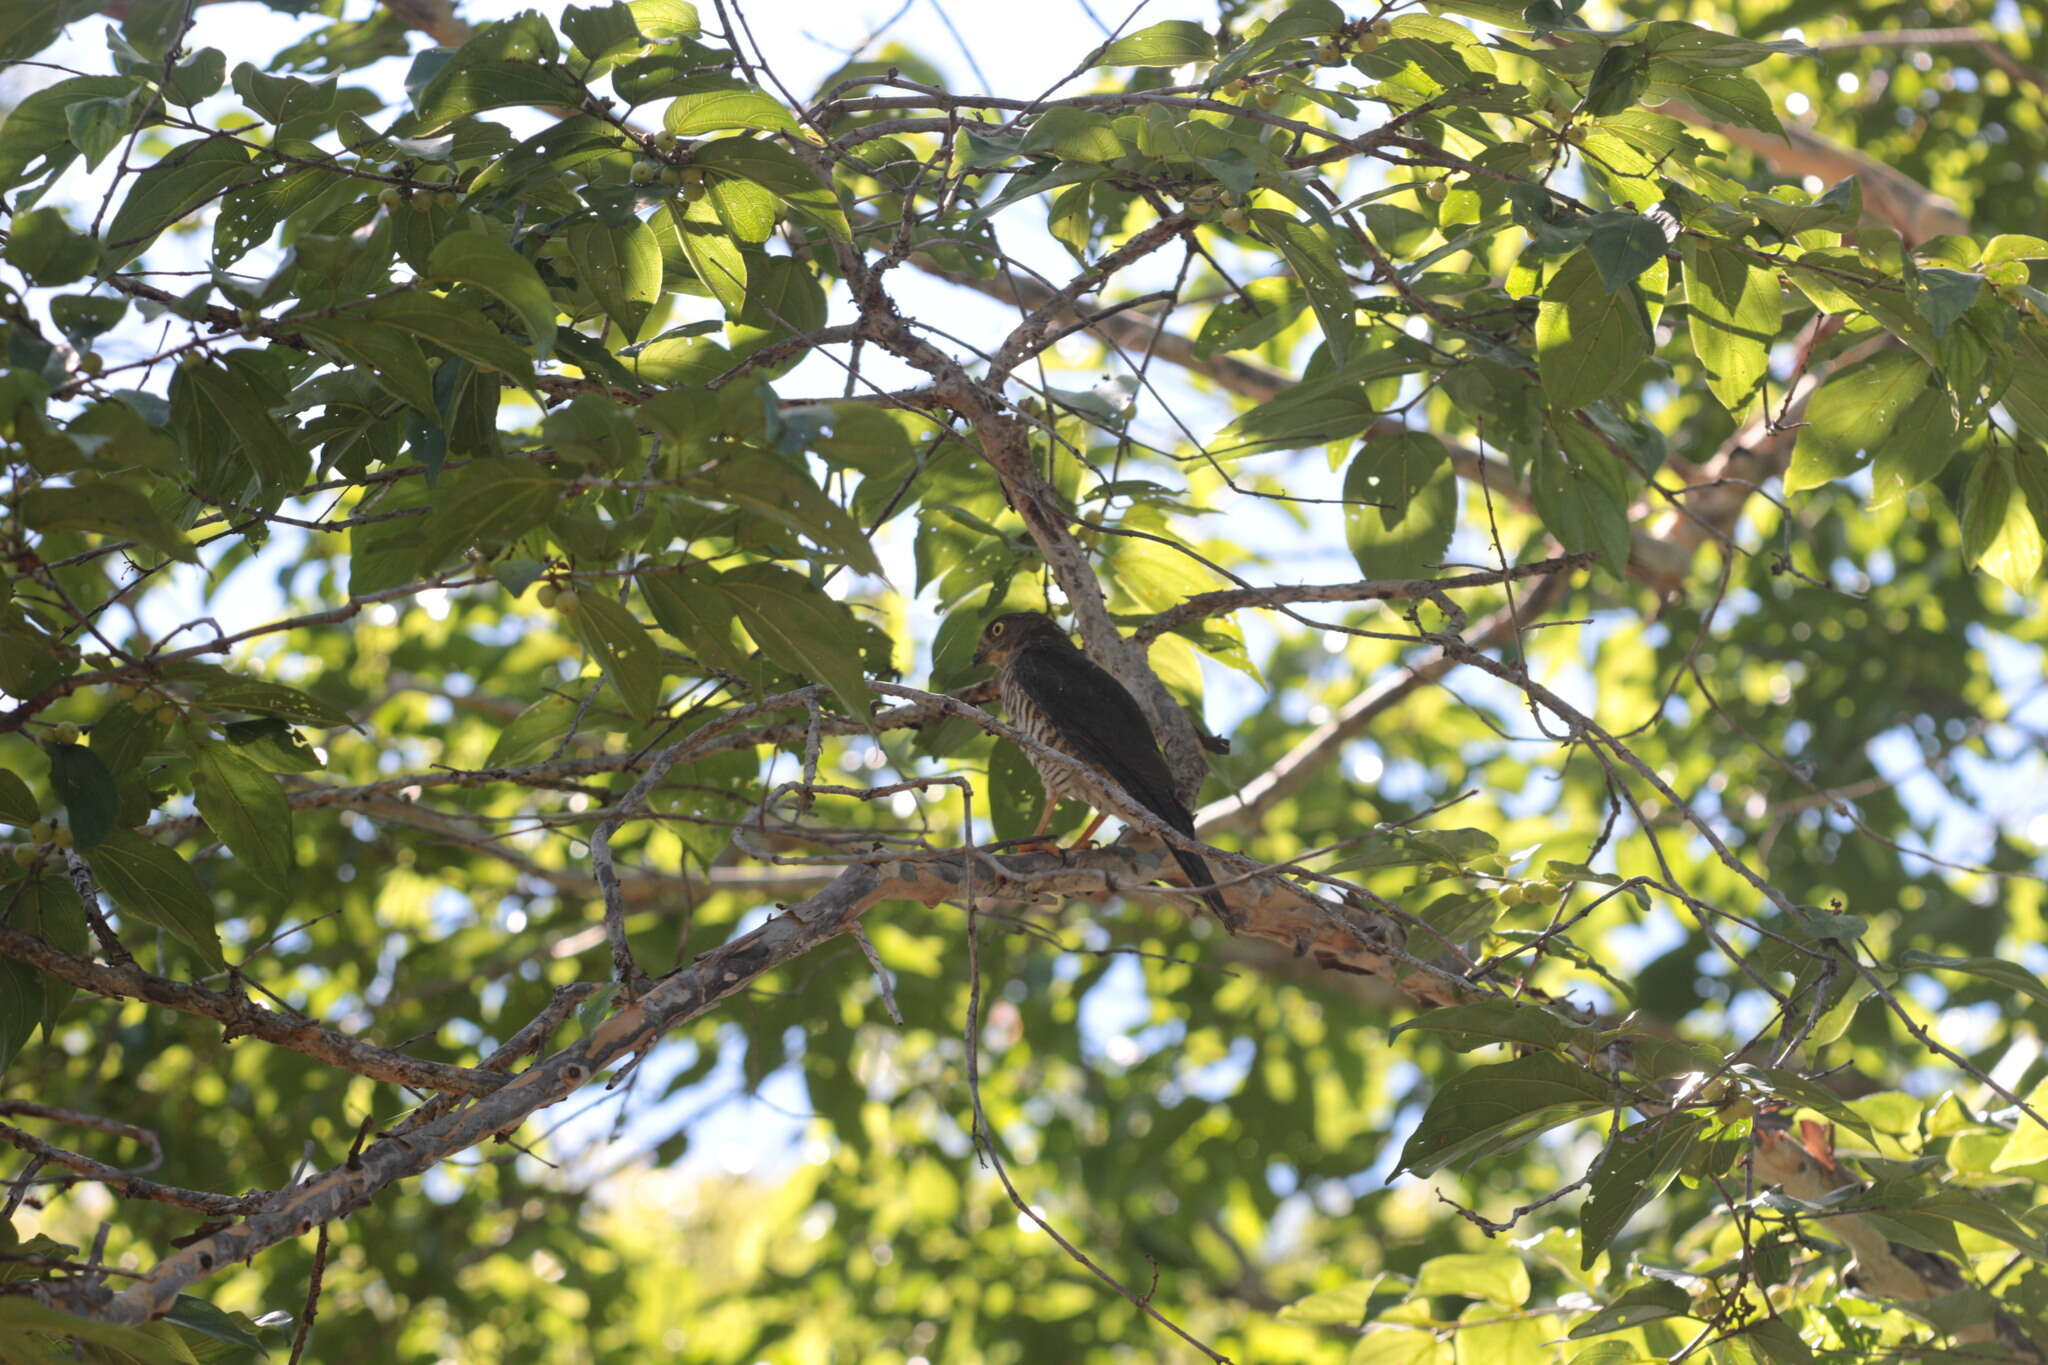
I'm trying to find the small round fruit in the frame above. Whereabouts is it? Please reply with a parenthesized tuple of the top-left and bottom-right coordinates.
(377, 186, 402, 210)
(659, 165, 685, 187)
(1425, 179, 1448, 202)
(1315, 41, 1345, 65)
(1527, 881, 1563, 905)
(1220, 206, 1252, 233)
(555, 587, 581, 613)
(114, 682, 138, 700)
(11, 845, 36, 869)
(51, 722, 81, 744)
(53, 826, 73, 850)
(1369, 17, 1392, 36)
(1227, 79, 1250, 95)
(412, 192, 432, 211)
(79, 352, 104, 376)
(1253, 86, 1282, 109)
(680, 181, 706, 203)
(680, 166, 704, 188)
(1355, 33, 1378, 53)
(654, 130, 678, 150)
(156, 705, 178, 726)
(630, 159, 658, 184)
(436, 190, 459, 208)
(29, 821, 53, 846)
(536, 582, 561, 608)
(131, 691, 157, 713)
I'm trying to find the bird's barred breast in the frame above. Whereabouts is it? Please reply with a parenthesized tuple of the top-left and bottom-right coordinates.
(999, 673, 1104, 807)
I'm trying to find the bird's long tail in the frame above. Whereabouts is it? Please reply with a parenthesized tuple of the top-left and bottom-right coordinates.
(1167, 845, 1236, 930)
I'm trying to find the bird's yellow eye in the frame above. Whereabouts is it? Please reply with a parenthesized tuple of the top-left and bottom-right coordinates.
(990, 622, 1005, 637)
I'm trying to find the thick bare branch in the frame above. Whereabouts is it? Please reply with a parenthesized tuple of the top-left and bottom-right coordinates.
(0, 925, 506, 1099)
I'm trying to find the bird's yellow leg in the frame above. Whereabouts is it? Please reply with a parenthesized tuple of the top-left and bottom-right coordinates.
(1011, 800, 1062, 853)
(1068, 811, 1110, 851)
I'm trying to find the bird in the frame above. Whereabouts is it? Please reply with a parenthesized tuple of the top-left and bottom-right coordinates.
(971, 610, 1233, 926)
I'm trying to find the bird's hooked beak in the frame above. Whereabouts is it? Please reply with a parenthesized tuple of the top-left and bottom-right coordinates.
(970, 638, 990, 667)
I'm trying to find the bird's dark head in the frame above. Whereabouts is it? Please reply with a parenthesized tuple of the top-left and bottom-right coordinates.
(972, 611, 1070, 667)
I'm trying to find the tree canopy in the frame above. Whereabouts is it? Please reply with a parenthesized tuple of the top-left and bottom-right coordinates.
(2, 0, 2047, 1360)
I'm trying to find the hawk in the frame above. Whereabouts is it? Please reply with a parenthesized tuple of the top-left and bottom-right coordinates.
(972, 611, 1231, 925)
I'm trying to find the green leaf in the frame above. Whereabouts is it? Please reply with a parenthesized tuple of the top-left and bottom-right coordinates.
(1344, 432, 1458, 578)
(298, 318, 437, 415)
(2, 0, 96, 63)
(160, 1298, 271, 1355)
(0, 1297, 199, 1363)
(86, 831, 226, 969)
(1565, 1282, 1693, 1340)
(358, 291, 537, 384)
(711, 564, 872, 720)
(1645, 69, 1780, 136)
(1279, 1277, 1382, 1326)
(14, 873, 88, 1038)
(1585, 212, 1667, 291)
(104, 138, 256, 260)
(1784, 351, 1933, 494)
(18, 484, 196, 563)
(0, 74, 131, 190)
(562, 1, 642, 62)
(1413, 1252, 1531, 1307)
(570, 216, 663, 341)
(565, 591, 665, 726)
(89, 705, 167, 777)
(416, 457, 569, 572)
(1681, 238, 1779, 415)
(1529, 440, 1629, 571)
(1395, 1053, 1610, 1177)
(45, 742, 118, 847)
(643, 569, 750, 675)
(1391, 999, 1593, 1053)
(427, 230, 559, 356)
(1866, 385, 1959, 507)
(197, 679, 355, 730)
(1578, 1115, 1707, 1267)
(1094, 20, 1216, 67)
(1254, 209, 1356, 363)
(0, 769, 37, 826)
(1347, 428, 1446, 530)
(486, 688, 591, 767)
(222, 718, 322, 773)
(1960, 448, 2043, 593)
(1582, 43, 1650, 117)
(707, 172, 777, 243)
(711, 453, 886, 578)
(412, 58, 578, 131)
(176, 351, 306, 496)
(1999, 324, 2048, 444)
(629, 0, 700, 39)
(1204, 0, 1343, 91)
(0, 955, 43, 1073)
(190, 741, 293, 893)
(693, 137, 848, 241)
(1537, 249, 1650, 412)
(6, 205, 98, 285)
(668, 194, 748, 314)
(662, 78, 800, 137)
(1915, 267, 1981, 339)
(1019, 108, 1124, 164)
(1216, 350, 1416, 454)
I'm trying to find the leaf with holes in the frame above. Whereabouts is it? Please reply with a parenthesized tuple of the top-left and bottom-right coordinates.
(566, 591, 665, 726)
